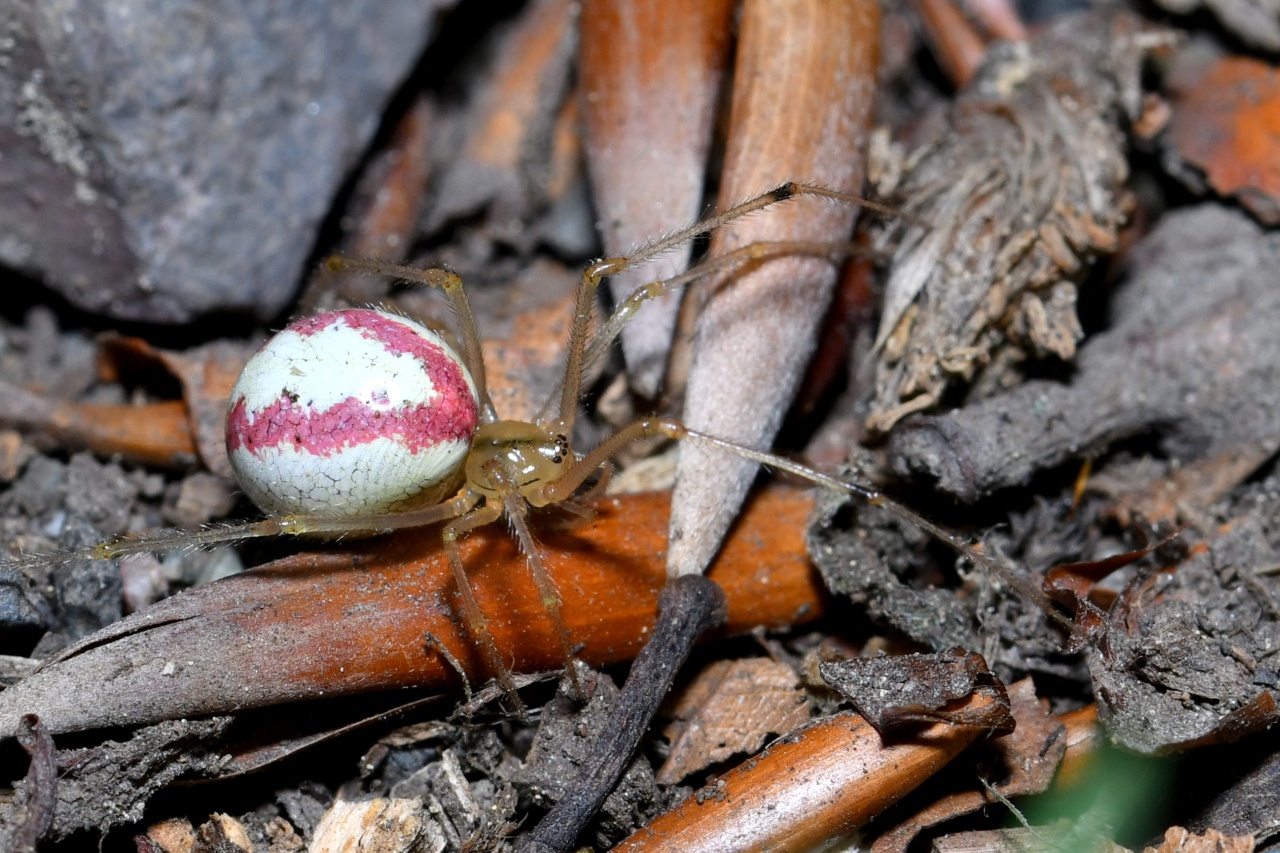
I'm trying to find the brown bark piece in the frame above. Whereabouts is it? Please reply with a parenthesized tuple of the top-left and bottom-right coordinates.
(0, 486, 823, 737)
(656, 657, 810, 785)
(669, 0, 880, 578)
(1166, 55, 1280, 225)
(425, 0, 578, 233)
(579, 0, 735, 398)
(868, 12, 1169, 433)
(1091, 500, 1280, 754)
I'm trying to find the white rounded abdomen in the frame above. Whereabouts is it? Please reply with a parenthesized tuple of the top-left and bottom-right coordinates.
(225, 308, 479, 516)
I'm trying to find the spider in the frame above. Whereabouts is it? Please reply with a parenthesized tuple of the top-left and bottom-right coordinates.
(58, 181, 1042, 715)
(11, 179, 1078, 853)
(59, 181, 898, 707)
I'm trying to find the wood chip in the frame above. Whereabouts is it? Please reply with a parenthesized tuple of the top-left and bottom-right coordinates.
(1167, 53, 1280, 225)
(308, 799, 435, 853)
(1146, 828, 1255, 853)
(140, 817, 196, 853)
(657, 657, 810, 784)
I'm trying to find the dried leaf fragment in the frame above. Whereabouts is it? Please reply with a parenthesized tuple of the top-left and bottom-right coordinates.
(868, 12, 1170, 433)
(819, 648, 1013, 734)
(870, 679, 1067, 853)
(96, 333, 255, 477)
(657, 657, 810, 784)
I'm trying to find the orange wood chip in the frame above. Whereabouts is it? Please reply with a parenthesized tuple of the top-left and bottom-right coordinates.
(0, 486, 826, 736)
(1168, 55, 1280, 224)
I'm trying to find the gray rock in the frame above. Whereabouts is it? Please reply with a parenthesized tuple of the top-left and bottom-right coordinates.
(0, 0, 453, 322)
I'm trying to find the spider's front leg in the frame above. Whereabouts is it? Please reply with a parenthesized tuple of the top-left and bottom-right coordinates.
(484, 456, 584, 700)
(439, 496, 527, 714)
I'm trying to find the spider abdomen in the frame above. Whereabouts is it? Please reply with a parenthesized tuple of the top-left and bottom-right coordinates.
(226, 308, 479, 517)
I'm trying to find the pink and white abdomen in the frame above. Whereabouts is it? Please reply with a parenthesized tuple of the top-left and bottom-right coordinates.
(225, 308, 479, 517)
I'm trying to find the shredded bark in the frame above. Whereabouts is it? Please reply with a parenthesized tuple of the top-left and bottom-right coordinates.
(868, 12, 1172, 433)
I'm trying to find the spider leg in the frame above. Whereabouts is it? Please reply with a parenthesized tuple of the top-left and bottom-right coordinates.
(535, 417, 685, 504)
(484, 459, 583, 700)
(540, 182, 887, 431)
(547, 464, 613, 532)
(577, 460, 612, 502)
(38, 495, 478, 567)
(535, 239, 868, 430)
(580, 238, 868, 386)
(442, 500, 526, 714)
(670, 424, 1071, 628)
(424, 630, 473, 711)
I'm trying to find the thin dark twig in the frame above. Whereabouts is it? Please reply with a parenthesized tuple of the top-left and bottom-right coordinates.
(519, 574, 727, 853)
